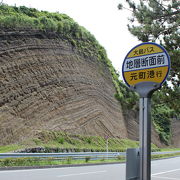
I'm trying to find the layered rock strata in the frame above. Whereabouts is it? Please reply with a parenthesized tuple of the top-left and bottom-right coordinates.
(171, 118, 180, 147)
(123, 110, 162, 147)
(0, 30, 127, 144)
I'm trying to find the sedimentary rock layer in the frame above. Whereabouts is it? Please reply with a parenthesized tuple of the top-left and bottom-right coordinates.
(171, 118, 180, 147)
(0, 30, 127, 144)
(123, 109, 162, 147)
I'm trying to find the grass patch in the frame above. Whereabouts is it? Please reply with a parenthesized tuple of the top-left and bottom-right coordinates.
(0, 156, 125, 167)
(0, 144, 23, 153)
(159, 148, 180, 152)
(22, 131, 142, 152)
(152, 152, 180, 160)
(1, 153, 180, 168)
(0, 131, 160, 153)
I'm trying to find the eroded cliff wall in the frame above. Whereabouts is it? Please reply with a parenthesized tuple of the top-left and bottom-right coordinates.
(0, 30, 128, 145)
(123, 109, 162, 147)
(171, 118, 180, 147)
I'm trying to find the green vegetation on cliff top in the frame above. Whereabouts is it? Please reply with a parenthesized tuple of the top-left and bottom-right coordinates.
(0, 4, 105, 63)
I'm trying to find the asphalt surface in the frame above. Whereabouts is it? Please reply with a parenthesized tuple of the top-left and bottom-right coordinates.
(0, 157, 180, 180)
(151, 156, 180, 180)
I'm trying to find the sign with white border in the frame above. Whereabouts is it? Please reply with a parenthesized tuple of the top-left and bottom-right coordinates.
(122, 42, 170, 87)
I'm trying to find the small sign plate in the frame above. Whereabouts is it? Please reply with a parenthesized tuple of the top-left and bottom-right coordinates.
(122, 42, 170, 87)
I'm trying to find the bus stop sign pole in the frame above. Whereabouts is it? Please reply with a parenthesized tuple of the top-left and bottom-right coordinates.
(140, 97, 151, 180)
(122, 42, 170, 180)
(131, 82, 161, 180)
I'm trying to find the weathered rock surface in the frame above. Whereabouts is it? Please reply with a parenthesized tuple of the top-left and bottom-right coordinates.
(171, 118, 180, 147)
(0, 30, 128, 145)
(123, 109, 162, 147)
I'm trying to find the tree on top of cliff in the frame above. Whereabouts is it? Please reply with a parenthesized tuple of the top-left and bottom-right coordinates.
(119, 0, 180, 86)
(118, 0, 180, 144)
(118, 0, 180, 113)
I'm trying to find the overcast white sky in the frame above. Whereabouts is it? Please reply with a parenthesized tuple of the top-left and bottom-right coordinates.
(3, 0, 140, 76)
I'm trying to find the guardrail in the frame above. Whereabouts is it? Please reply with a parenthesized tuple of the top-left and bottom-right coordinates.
(0, 151, 179, 160)
(0, 152, 125, 160)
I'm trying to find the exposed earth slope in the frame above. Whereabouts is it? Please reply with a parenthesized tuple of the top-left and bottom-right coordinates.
(0, 29, 128, 144)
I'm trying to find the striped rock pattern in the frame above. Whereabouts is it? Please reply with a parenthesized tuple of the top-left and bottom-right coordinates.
(0, 30, 127, 144)
(171, 118, 180, 147)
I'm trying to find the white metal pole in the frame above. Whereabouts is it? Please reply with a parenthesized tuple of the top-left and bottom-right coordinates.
(106, 138, 108, 159)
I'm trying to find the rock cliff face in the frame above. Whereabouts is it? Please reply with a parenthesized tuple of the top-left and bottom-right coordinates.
(0, 29, 128, 145)
(171, 118, 180, 147)
(124, 110, 162, 147)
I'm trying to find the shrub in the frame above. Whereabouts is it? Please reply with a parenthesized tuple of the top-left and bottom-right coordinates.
(86, 137, 92, 144)
(85, 156, 91, 163)
(66, 157, 72, 164)
(117, 156, 125, 161)
(57, 137, 64, 144)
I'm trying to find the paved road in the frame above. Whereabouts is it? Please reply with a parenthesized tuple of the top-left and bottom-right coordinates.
(0, 157, 180, 180)
(151, 157, 180, 180)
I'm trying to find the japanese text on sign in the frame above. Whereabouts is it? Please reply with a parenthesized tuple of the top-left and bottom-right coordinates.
(133, 46, 154, 56)
(130, 70, 162, 81)
(125, 53, 167, 71)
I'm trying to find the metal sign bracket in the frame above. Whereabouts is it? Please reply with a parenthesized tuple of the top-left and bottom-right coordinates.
(130, 82, 161, 98)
